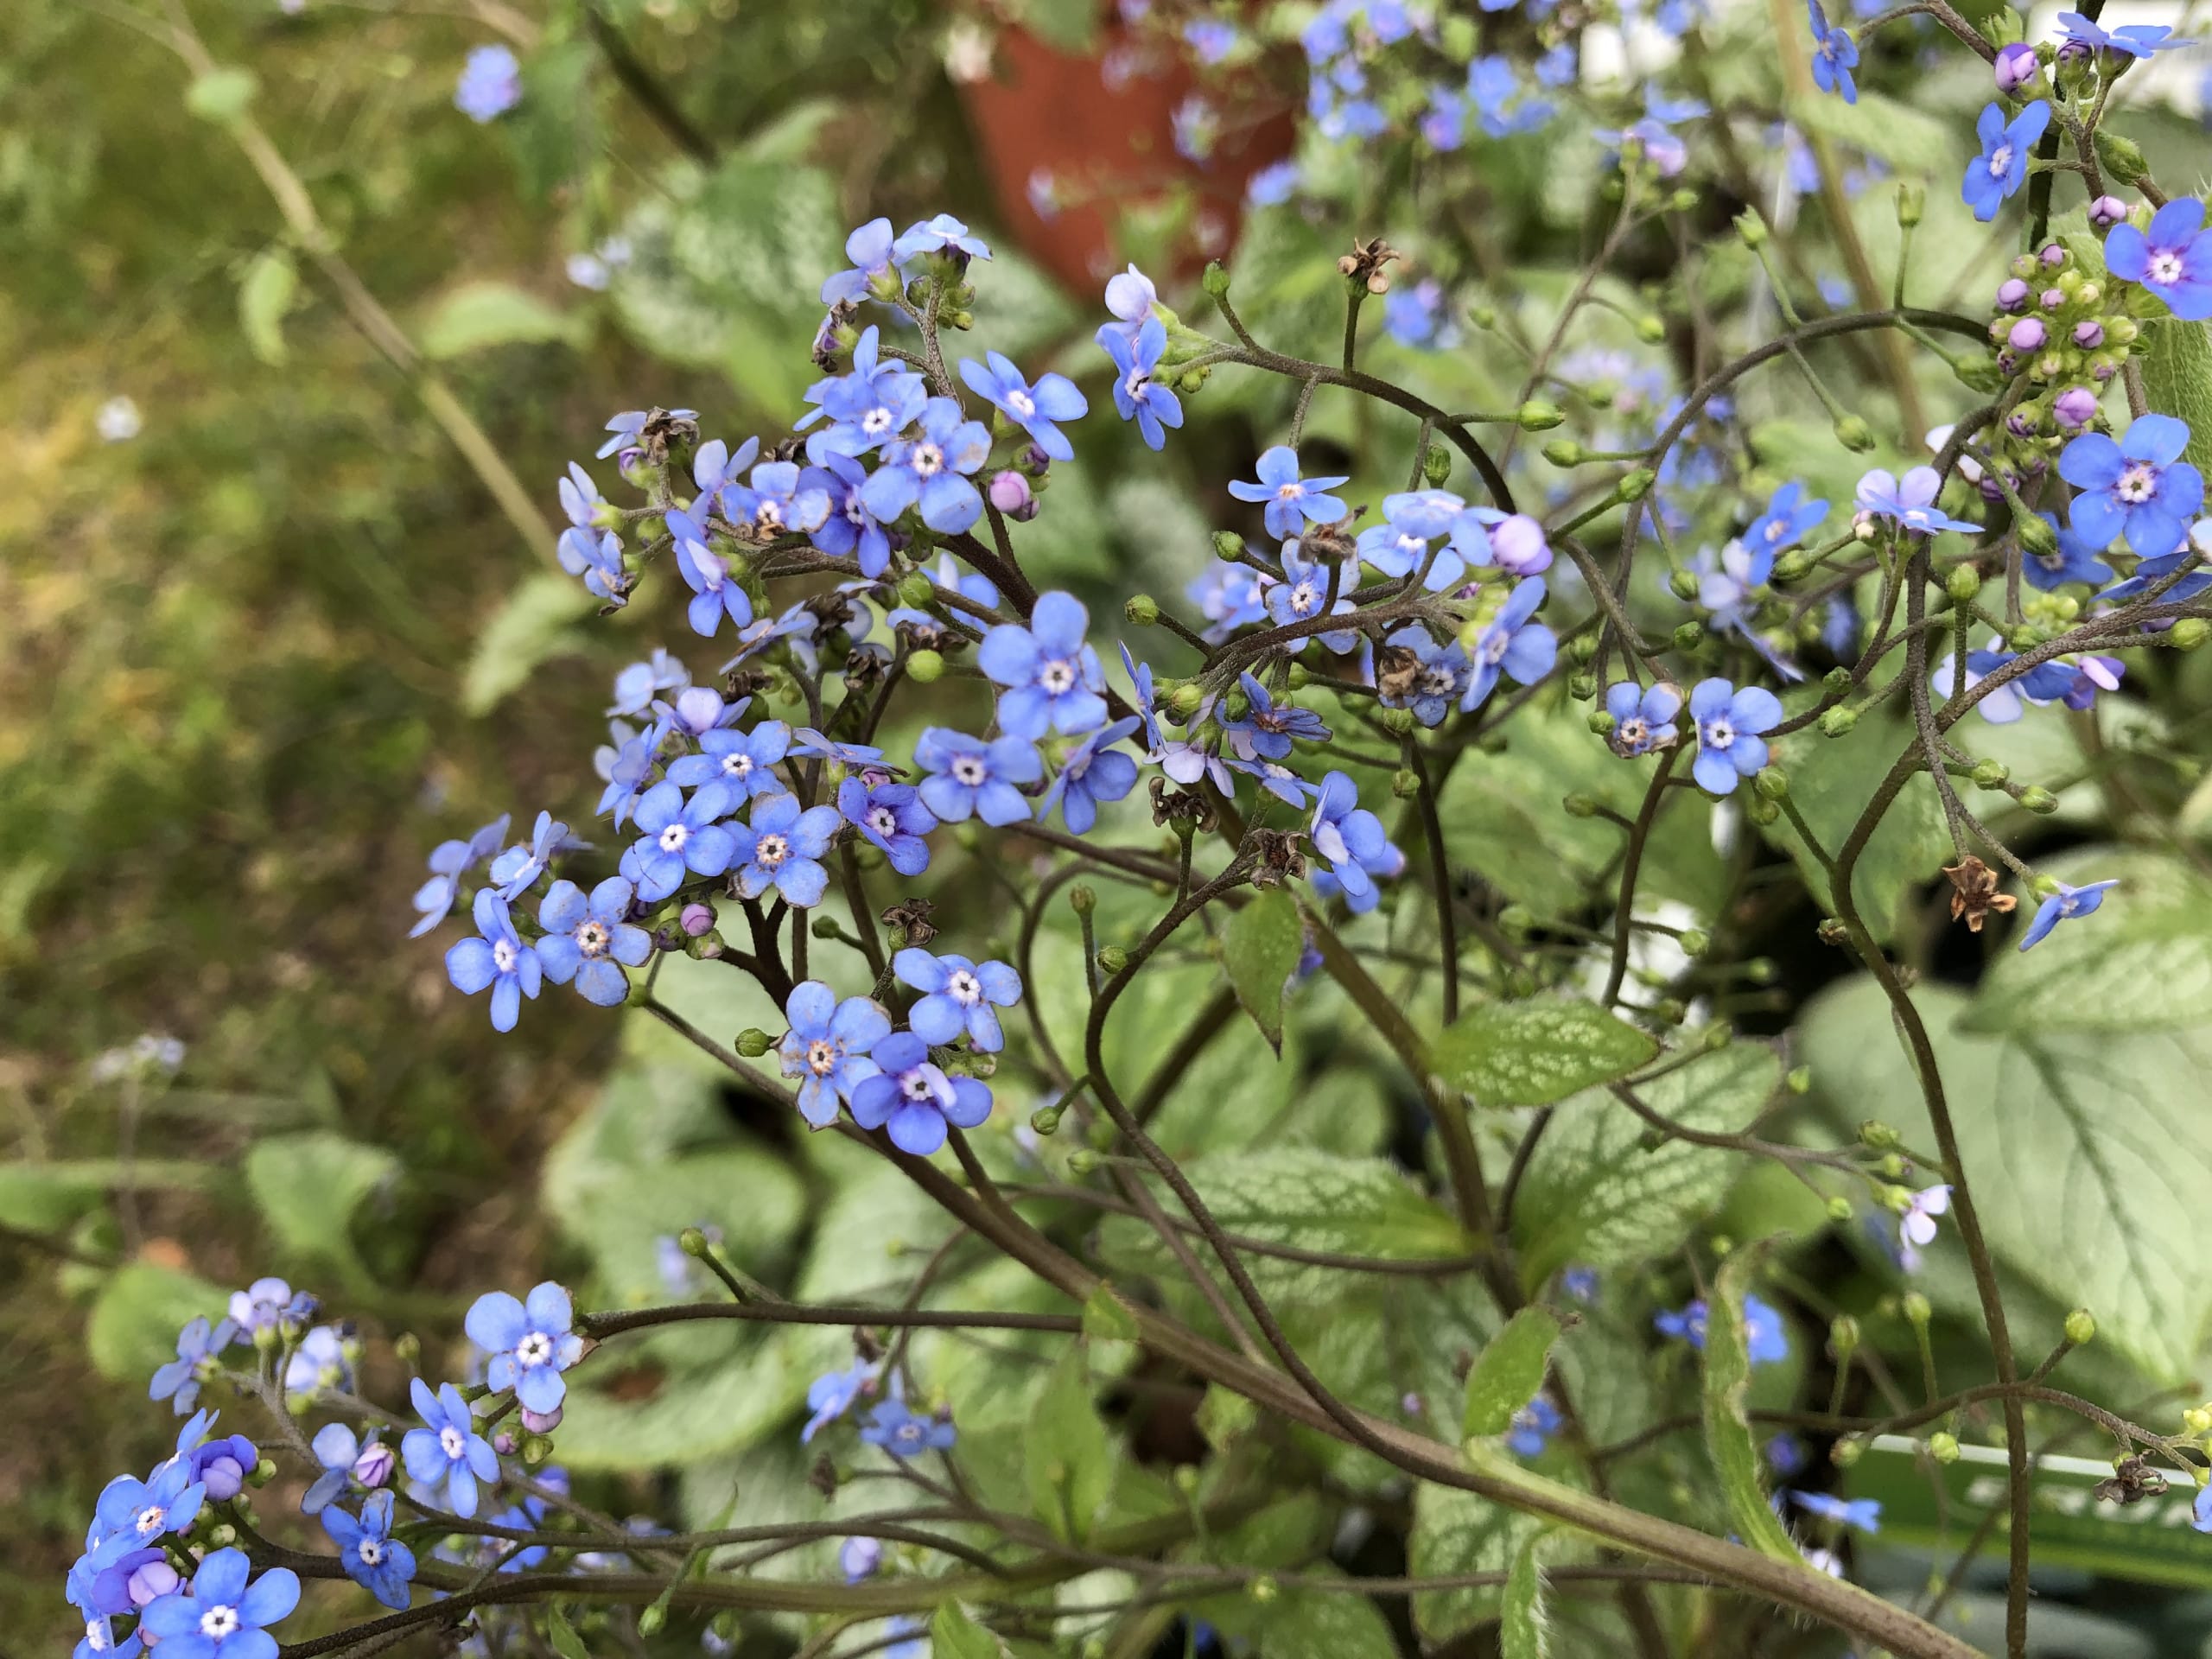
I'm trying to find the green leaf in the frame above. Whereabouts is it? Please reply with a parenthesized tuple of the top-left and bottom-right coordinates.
(1025, 1345, 1116, 1542)
(462, 572, 594, 715)
(238, 250, 297, 367)
(2139, 319, 2212, 477)
(1224, 1587, 1401, 1659)
(1784, 89, 1955, 177)
(1081, 1283, 1141, 1343)
(1463, 1306, 1562, 1438)
(244, 1132, 398, 1279)
(0, 1160, 214, 1233)
(930, 1601, 1008, 1659)
(1510, 1043, 1779, 1289)
(1801, 975, 2212, 1382)
(1702, 1247, 1802, 1564)
(1223, 887, 1304, 1052)
(1408, 1482, 1559, 1642)
(419, 281, 584, 359)
(1502, 1529, 1555, 1659)
(1433, 997, 1657, 1107)
(543, 1607, 590, 1659)
(184, 67, 257, 123)
(86, 1262, 226, 1382)
(558, 1324, 836, 1471)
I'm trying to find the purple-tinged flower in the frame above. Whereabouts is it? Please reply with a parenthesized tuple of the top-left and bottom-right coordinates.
(557, 522, 628, 606)
(2053, 385, 2101, 431)
(959, 353, 1089, 462)
(283, 1325, 350, 1400)
(727, 791, 841, 907)
(724, 461, 831, 540)
(979, 592, 1109, 738)
(1379, 626, 1468, 728)
(400, 1378, 498, 1518)
(466, 1282, 584, 1415)
(2025, 513, 2113, 589)
(801, 1360, 880, 1442)
(1561, 1267, 1600, 1303)
(779, 981, 891, 1128)
(839, 775, 937, 875)
(667, 505, 756, 639)
(1227, 753, 1321, 808)
(1505, 1395, 1562, 1458)
(1229, 446, 1351, 540)
(1103, 264, 1158, 343)
(1246, 160, 1300, 207)
(1188, 561, 1268, 639)
(1264, 544, 1359, 651)
(1900, 1184, 1952, 1249)
(851, 1033, 992, 1156)
(2060, 414, 2205, 554)
(1790, 1491, 1882, 1533)
(226, 1278, 292, 1338)
(914, 728, 1039, 826)
(802, 452, 896, 577)
(690, 435, 761, 499)
(137, 1547, 299, 1657)
(861, 397, 991, 534)
(627, 779, 741, 903)
(809, 327, 928, 458)
(1930, 643, 2027, 723)
(178, 1416, 257, 1503)
(1459, 510, 1552, 580)
(1994, 41, 2039, 92)
(1384, 280, 1456, 349)
(323, 1491, 415, 1611)
(2018, 877, 2119, 950)
(892, 214, 991, 264)
(1308, 772, 1395, 905)
(410, 814, 511, 938)
(1357, 490, 1463, 579)
(860, 1397, 959, 1457)
(1767, 1433, 1808, 1477)
(150, 1317, 237, 1416)
(1694, 541, 1774, 630)
(608, 650, 689, 718)
(896, 949, 1023, 1051)
(1185, 17, 1235, 60)
(1461, 578, 1558, 712)
(1605, 681, 1683, 757)
(1961, 101, 2050, 221)
(2106, 199, 2212, 320)
(454, 44, 520, 122)
(1688, 678, 1783, 794)
(1222, 671, 1329, 760)
(1806, 0, 1858, 100)
(86, 1457, 207, 1569)
(2088, 193, 2129, 229)
(445, 889, 542, 1033)
(822, 219, 897, 307)
(841, 1535, 883, 1583)
(1099, 316, 1184, 450)
(1597, 115, 1689, 176)
(1039, 717, 1142, 833)
(1745, 480, 1828, 556)
(1172, 92, 1219, 162)
(1853, 466, 1985, 535)
(596, 716, 668, 829)
(791, 727, 885, 768)
(2055, 10, 2192, 57)
(303, 1423, 380, 1514)
(489, 810, 569, 900)
(988, 469, 1034, 519)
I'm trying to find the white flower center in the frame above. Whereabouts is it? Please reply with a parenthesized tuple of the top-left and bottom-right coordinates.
(1986, 143, 2012, 175)
(1619, 716, 1649, 747)
(2118, 462, 2158, 505)
(358, 1538, 385, 1567)
(901, 1071, 937, 1102)
(862, 406, 894, 435)
(1291, 581, 1319, 611)
(201, 1605, 241, 1639)
(912, 442, 944, 479)
(951, 755, 987, 785)
(517, 1332, 554, 1368)
(2152, 251, 2185, 284)
(492, 938, 518, 974)
(440, 1426, 467, 1459)
(807, 1038, 839, 1077)
(844, 493, 868, 524)
(755, 833, 789, 868)
(134, 1504, 166, 1535)
(1482, 629, 1512, 664)
(893, 1421, 925, 1447)
(868, 806, 899, 836)
(1006, 387, 1036, 418)
(947, 969, 982, 1006)
(1039, 659, 1077, 694)
(1274, 481, 1305, 502)
(659, 822, 691, 854)
(1705, 717, 1737, 750)
(756, 499, 785, 531)
(86, 1621, 109, 1652)
(1419, 667, 1457, 696)
(722, 752, 754, 779)
(575, 920, 610, 959)
(1122, 367, 1147, 400)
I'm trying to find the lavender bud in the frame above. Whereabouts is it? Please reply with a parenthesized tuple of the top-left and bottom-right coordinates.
(988, 469, 1037, 520)
(2088, 194, 2129, 229)
(2071, 319, 2106, 349)
(2040, 243, 2068, 268)
(2007, 317, 2047, 352)
(1996, 277, 2031, 311)
(680, 902, 715, 938)
(521, 1406, 563, 1434)
(354, 1442, 396, 1487)
(2039, 288, 2066, 310)
(1994, 41, 2039, 92)
(2055, 386, 2099, 428)
(493, 1429, 519, 1455)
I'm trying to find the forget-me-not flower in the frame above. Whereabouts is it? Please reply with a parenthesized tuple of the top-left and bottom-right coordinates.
(895, 950, 1023, 1052)
(466, 1282, 585, 1414)
(1961, 101, 2050, 221)
(2059, 413, 2204, 554)
(779, 982, 891, 1128)
(322, 1491, 416, 1611)
(728, 791, 842, 907)
(980, 592, 1109, 738)
(1099, 317, 1184, 450)
(959, 353, 1088, 461)
(1039, 717, 1143, 833)
(400, 1378, 498, 1518)
(914, 728, 1040, 825)
(2018, 878, 2119, 950)
(1230, 447, 1351, 540)
(445, 889, 542, 1033)
(851, 1033, 993, 1155)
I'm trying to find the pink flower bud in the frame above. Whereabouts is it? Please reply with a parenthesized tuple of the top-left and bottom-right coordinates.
(2039, 288, 2066, 310)
(1996, 277, 2030, 311)
(987, 469, 1036, 520)
(1994, 41, 2039, 92)
(354, 1442, 397, 1487)
(2088, 194, 2128, 229)
(2071, 319, 2105, 349)
(679, 902, 715, 938)
(521, 1406, 564, 1433)
(2055, 386, 2099, 429)
(493, 1430, 518, 1455)
(2006, 317, 2047, 352)
(2040, 243, 2068, 268)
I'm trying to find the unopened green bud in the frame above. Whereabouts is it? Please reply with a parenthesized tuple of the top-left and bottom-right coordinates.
(207, 1522, 238, 1548)
(1859, 1119, 1899, 1148)
(1497, 904, 1535, 935)
(522, 1433, 555, 1466)
(1673, 620, 1706, 651)
(2099, 131, 2149, 185)
(1096, 946, 1128, 975)
(1379, 705, 1417, 735)
(1878, 1152, 1907, 1179)
(1834, 415, 1876, 453)
(1820, 705, 1859, 737)
(2065, 1308, 2096, 1346)
(1745, 795, 1780, 826)
(1680, 927, 1710, 957)
(251, 1457, 278, 1487)
(1830, 1314, 1861, 1357)
(1617, 467, 1657, 503)
(1030, 1104, 1063, 1136)
(394, 1332, 422, 1369)
(1670, 188, 1699, 213)
(1068, 1147, 1101, 1174)
(734, 1027, 772, 1058)
(1635, 314, 1667, 344)
(2018, 785, 2060, 814)
(1653, 997, 1688, 1025)
(1458, 617, 1485, 657)
(1947, 565, 1982, 605)
(2016, 512, 2058, 558)
(1392, 768, 1421, 798)
(1669, 568, 1701, 601)
(1897, 180, 1925, 227)
(1754, 766, 1789, 802)
(1516, 399, 1565, 431)
(1124, 594, 1160, 626)
(1902, 1291, 1932, 1327)
(1568, 671, 1598, 701)
(1878, 1182, 1914, 1214)
(679, 1227, 713, 1259)
(1221, 689, 1250, 722)
(1826, 1196, 1855, 1223)
(1423, 446, 1453, 485)
(1173, 1463, 1202, 1494)
(2173, 617, 2211, 650)
(1211, 531, 1246, 561)
(812, 914, 842, 940)
(1588, 709, 1618, 736)
(906, 647, 944, 683)
(1773, 548, 1814, 581)
(1542, 438, 1586, 467)
(1168, 683, 1205, 718)
(1470, 304, 1498, 330)
(1788, 1065, 1813, 1094)
(639, 1605, 666, 1637)
(1249, 1574, 1279, 1605)
(1069, 884, 1096, 916)
(1971, 758, 2010, 788)
(1929, 1431, 1961, 1464)
(1286, 662, 1312, 691)
(1832, 1438, 1865, 1468)
(1562, 793, 1599, 819)
(897, 570, 935, 608)
(1202, 260, 1231, 298)
(1735, 209, 1770, 247)
(1702, 1020, 1732, 1052)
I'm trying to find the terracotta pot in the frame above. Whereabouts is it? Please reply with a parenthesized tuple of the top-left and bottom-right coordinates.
(957, 10, 1296, 295)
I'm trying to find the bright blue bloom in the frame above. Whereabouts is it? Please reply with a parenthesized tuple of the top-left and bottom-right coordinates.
(928, 551, 1000, 610)
(810, 327, 928, 458)
(2061, 415, 2204, 554)
(303, 1422, 384, 1515)
(841, 1536, 882, 1583)
(627, 779, 741, 904)
(1230, 446, 1351, 541)
(608, 650, 688, 718)
(150, 1317, 237, 1416)
(1380, 626, 1469, 727)
(1961, 101, 2050, 221)
(915, 728, 1040, 826)
(410, 814, 512, 938)
(1384, 280, 1456, 349)
(1931, 644, 2029, 723)
(724, 461, 831, 541)
(851, 1033, 992, 1156)
(401, 1378, 498, 1518)
(1264, 545, 1359, 651)
(1039, 716, 1142, 833)
(1655, 1294, 1788, 1362)
(1309, 771, 1397, 906)
(801, 453, 894, 577)
(2056, 10, 2192, 56)
(323, 1490, 416, 1610)
(2098, 542, 2212, 605)
(666, 505, 755, 639)
(1853, 467, 1985, 535)
(727, 791, 841, 907)
(466, 1282, 584, 1415)
(861, 397, 991, 534)
(896, 949, 1023, 1051)
(1506, 1395, 1562, 1458)
(801, 1360, 880, 1441)
(1468, 56, 1555, 137)
(1767, 1433, 1809, 1477)
(959, 353, 1089, 462)
(1228, 753, 1322, 808)
(1790, 1491, 1883, 1533)
(489, 810, 569, 900)
(1605, 681, 1683, 756)
(454, 45, 520, 122)
(791, 727, 885, 768)
(86, 1458, 207, 1569)
(1596, 114, 1688, 177)
(1745, 481, 1828, 556)
(1688, 677, 1783, 795)
(1461, 579, 1558, 711)
(596, 716, 667, 828)
(2018, 878, 2119, 950)
(557, 524, 627, 606)
(690, 435, 760, 499)
(859, 1396, 960, 1456)
(2024, 513, 2114, 589)
(1806, 0, 1859, 101)
(1246, 160, 1300, 206)
(979, 592, 1109, 738)
(839, 775, 937, 875)
(1535, 42, 1578, 86)
(445, 889, 541, 1033)
(1222, 670, 1329, 760)
(821, 219, 896, 307)
(779, 981, 891, 1128)
(1098, 316, 1184, 450)
(2105, 199, 2212, 320)
(1561, 1267, 1600, 1302)
(1358, 490, 1463, 578)
(669, 721, 791, 801)
(893, 214, 991, 264)
(137, 1548, 298, 1659)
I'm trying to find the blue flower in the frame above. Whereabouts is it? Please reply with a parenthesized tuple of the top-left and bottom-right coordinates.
(1745, 480, 1828, 556)
(1688, 678, 1783, 795)
(1098, 316, 1184, 450)
(1461, 578, 1558, 711)
(801, 1360, 880, 1441)
(1505, 1395, 1561, 1458)
(557, 524, 628, 606)
(226, 1277, 293, 1338)
(915, 728, 1040, 825)
(851, 1033, 993, 1156)
(454, 44, 520, 122)
(283, 1325, 352, 1400)
(1604, 681, 1683, 757)
(1228, 753, 1322, 808)
(1357, 490, 1463, 579)
(839, 775, 937, 875)
(137, 1547, 298, 1659)
(841, 1535, 882, 1583)
(303, 1422, 380, 1515)
(779, 981, 891, 1128)
(322, 1491, 415, 1611)
(608, 650, 689, 718)
(401, 1378, 498, 1518)
(666, 506, 755, 639)
(466, 1282, 585, 1415)
(1930, 643, 2028, 723)
(596, 716, 667, 828)
(627, 779, 741, 904)
(1229, 447, 1351, 541)
(791, 727, 886, 768)
(1561, 1267, 1600, 1302)
(801, 453, 895, 577)
(489, 810, 569, 900)
(1789, 1491, 1882, 1534)
(2019, 512, 2115, 590)
(2062, 414, 2205, 555)
(1384, 280, 1457, 349)
(979, 592, 1109, 739)
(1961, 101, 2050, 221)
(445, 889, 542, 1033)
(2018, 878, 2119, 950)
(410, 814, 512, 938)
(894, 950, 1023, 1052)
(809, 327, 928, 458)
(1655, 1294, 1788, 1363)
(86, 1454, 207, 1572)
(893, 214, 991, 264)
(1188, 561, 1268, 639)
(1039, 717, 1143, 833)
(178, 1416, 257, 1503)
(929, 551, 1001, 610)
(1380, 626, 1469, 727)
(959, 352, 1089, 462)
(861, 397, 991, 534)
(667, 721, 791, 802)
(1853, 467, 1985, 535)
(2021, 652, 2125, 711)
(2097, 541, 2212, 605)
(1264, 545, 1359, 652)
(1246, 160, 1300, 206)
(1222, 671, 1330, 760)
(859, 1396, 959, 1457)
(1185, 17, 1236, 60)
(2056, 10, 2192, 57)
(822, 219, 897, 307)
(724, 461, 832, 542)
(1806, 0, 1858, 100)
(1309, 772, 1397, 906)
(728, 791, 842, 907)
(149, 1316, 237, 1416)
(2104, 199, 2212, 319)
(1767, 1432, 1809, 1477)
(690, 435, 761, 499)
(1102, 264, 1159, 343)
